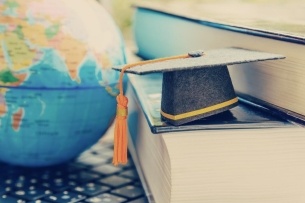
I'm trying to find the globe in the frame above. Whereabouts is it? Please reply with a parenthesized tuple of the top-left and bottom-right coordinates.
(0, 0, 126, 166)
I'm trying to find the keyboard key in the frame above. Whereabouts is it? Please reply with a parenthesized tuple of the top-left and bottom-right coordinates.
(10, 186, 52, 201)
(30, 168, 65, 180)
(76, 157, 109, 167)
(92, 164, 122, 175)
(77, 150, 94, 160)
(118, 161, 134, 169)
(89, 143, 109, 152)
(98, 175, 133, 187)
(28, 200, 51, 203)
(111, 185, 144, 199)
(40, 178, 76, 192)
(92, 149, 114, 159)
(72, 183, 110, 196)
(85, 193, 126, 203)
(114, 162, 134, 171)
(134, 182, 141, 187)
(14, 177, 39, 188)
(1, 175, 30, 187)
(119, 170, 139, 179)
(64, 164, 88, 172)
(126, 197, 148, 203)
(90, 142, 113, 151)
(0, 194, 26, 203)
(67, 171, 100, 183)
(44, 191, 86, 203)
(0, 185, 11, 195)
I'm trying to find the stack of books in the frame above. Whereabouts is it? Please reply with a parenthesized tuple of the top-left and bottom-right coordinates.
(126, 1, 305, 203)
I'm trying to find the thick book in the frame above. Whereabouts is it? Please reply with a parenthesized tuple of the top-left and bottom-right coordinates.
(132, 1, 305, 125)
(127, 73, 305, 203)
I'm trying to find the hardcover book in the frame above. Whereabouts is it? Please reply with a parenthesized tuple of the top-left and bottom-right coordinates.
(127, 73, 305, 203)
(132, 1, 305, 125)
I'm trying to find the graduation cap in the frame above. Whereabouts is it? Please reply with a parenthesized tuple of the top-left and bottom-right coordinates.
(111, 47, 285, 165)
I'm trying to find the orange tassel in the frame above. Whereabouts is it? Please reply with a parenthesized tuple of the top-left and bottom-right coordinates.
(113, 94, 128, 166)
(112, 54, 195, 166)
(113, 62, 131, 166)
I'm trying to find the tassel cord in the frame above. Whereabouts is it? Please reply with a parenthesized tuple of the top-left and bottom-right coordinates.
(113, 54, 194, 166)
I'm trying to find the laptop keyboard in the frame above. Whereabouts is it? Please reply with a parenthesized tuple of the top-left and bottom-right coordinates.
(0, 142, 148, 203)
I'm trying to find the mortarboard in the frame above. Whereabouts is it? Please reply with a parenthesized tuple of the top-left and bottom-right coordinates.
(111, 47, 285, 165)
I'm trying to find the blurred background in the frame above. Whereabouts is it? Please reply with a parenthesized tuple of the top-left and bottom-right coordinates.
(97, 0, 233, 40)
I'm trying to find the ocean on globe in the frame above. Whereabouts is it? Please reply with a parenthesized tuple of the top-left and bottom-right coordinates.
(0, 0, 126, 166)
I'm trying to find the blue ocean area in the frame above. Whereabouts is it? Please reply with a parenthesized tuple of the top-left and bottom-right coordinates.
(0, 48, 121, 166)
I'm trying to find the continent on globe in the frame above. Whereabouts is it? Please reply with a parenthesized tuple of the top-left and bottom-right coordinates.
(12, 107, 23, 131)
(0, 97, 6, 117)
(1, 31, 36, 71)
(57, 34, 87, 81)
(0, 69, 19, 83)
(0, 0, 126, 167)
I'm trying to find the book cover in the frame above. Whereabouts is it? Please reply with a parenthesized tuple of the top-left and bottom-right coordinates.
(134, 1, 305, 44)
(128, 73, 294, 134)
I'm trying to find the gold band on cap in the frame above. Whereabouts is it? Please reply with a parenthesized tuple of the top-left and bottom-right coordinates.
(160, 97, 238, 120)
(117, 108, 128, 117)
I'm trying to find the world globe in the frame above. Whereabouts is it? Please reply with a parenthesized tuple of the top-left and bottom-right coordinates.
(0, 0, 126, 166)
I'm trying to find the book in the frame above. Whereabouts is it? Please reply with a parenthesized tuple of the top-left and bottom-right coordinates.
(127, 73, 305, 203)
(132, 1, 305, 125)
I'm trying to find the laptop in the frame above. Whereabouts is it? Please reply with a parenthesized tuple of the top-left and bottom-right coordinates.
(0, 140, 149, 203)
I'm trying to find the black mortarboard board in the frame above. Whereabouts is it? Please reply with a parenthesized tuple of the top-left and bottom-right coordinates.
(113, 48, 285, 126)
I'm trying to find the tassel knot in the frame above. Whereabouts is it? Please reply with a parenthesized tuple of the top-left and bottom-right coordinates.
(117, 94, 128, 109)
